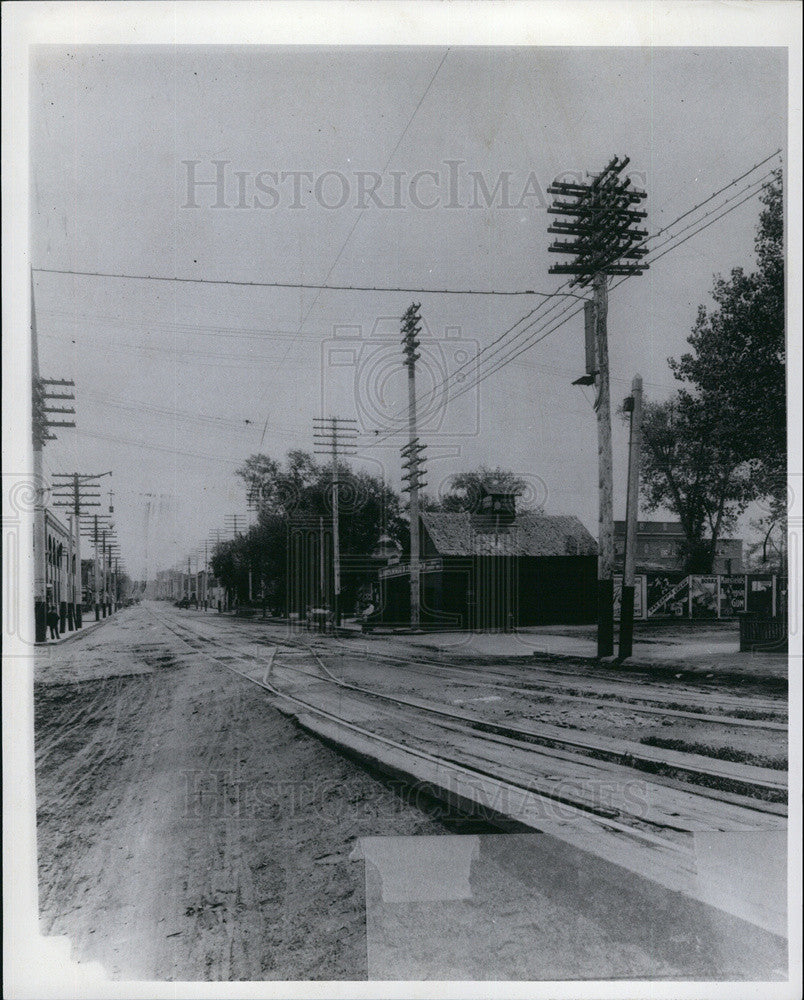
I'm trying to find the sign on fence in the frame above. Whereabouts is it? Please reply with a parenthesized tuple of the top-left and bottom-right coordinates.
(646, 575, 689, 618)
(690, 575, 719, 618)
(613, 575, 646, 620)
(719, 575, 746, 616)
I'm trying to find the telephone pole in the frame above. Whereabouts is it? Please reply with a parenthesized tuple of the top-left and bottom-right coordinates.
(51, 471, 111, 628)
(223, 514, 248, 605)
(313, 416, 357, 628)
(400, 303, 427, 630)
(548, 156, 648, 658)
(619, 375, 644, 660)
(31, 272, 77, 641)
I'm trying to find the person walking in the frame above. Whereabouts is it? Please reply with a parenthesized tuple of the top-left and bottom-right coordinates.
(46, 605, 60, 640)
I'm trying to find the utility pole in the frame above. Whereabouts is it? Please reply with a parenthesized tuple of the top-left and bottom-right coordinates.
(319, 514, 326, 609)
(593, 271, 615, 656)
(223, 514, 247, 605)
(93, 516, 100, 620)
(400, 303, 427, 630)
(80, 510, 114, 620)
(31, 273, 77, 641)
(618, 375, 643, 660)
(53, 472, 111, 628)
(548, 157, 648, 658)
(204, 540, 209, 610)
(101, 529, 108, 616)
(313, 416, 357, 628)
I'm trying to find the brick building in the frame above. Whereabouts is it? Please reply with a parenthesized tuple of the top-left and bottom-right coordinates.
(613, 520, 743, 575)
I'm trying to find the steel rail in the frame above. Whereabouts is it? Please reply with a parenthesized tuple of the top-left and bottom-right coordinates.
(150, 608, 785, 805)
(202, 615, 785, 729)
(145, 606, 698, 854)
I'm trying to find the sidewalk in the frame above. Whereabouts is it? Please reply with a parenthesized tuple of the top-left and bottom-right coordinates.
(389, 627, 789, 682)
(35, 610, 118, 647)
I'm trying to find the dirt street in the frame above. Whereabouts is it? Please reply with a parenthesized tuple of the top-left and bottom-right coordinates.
(34, 606, 466, 980)
(34, 603, 788, 981)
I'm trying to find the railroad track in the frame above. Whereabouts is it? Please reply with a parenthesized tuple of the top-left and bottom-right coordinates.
(148, 609, 786, 813)
(191, 613, 787, 730)
(303, 642, 787, 728)
(143, 605, 788, 937)
(153, 609, 787, 798)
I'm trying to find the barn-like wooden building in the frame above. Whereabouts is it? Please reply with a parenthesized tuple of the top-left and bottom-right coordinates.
(378, 488, 598, 629)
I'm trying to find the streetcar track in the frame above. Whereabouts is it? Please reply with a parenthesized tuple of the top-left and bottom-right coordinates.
(267, 647, 787, 801)
(150, 608, 786, 810)
(145, 607, 700, 851)
(186, 613, 785, 728)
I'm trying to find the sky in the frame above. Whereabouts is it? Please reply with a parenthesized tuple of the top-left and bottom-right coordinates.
(29, 44, 787, 579)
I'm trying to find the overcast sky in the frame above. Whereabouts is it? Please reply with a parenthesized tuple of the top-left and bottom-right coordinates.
(30, 45, 787, 578)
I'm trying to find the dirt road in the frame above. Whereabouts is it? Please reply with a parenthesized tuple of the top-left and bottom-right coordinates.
(35, 603, 788, 981)
(35, 606, 463, 980)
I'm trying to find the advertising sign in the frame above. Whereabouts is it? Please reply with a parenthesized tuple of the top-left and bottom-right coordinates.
(646, 574, 689, 618)
(613, 574, 645, 620)
(719, 575, 746, 617)
(690, 575, 719, 618)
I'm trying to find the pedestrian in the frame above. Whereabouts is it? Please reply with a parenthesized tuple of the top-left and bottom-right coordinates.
(46, 605, 60, 640)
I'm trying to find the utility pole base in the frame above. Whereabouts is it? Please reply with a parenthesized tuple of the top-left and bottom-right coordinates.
(75, 604, 82, 628)
(618, 585, 635, 660)
(597, 577, 615, 658)
(35, 601, 47, 643)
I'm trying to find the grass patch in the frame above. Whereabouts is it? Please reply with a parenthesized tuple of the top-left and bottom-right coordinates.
(639, 735, 787, 771)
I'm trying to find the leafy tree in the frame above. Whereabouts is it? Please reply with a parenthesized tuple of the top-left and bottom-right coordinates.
(744, 516, 787, 574)
(427, 466, 542, 513)
(639, 394, 756, 572)
(670, 170, 785, 517)
(212, 451, 404, 613)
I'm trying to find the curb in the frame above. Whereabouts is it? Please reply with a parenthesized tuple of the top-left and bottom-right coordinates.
(35, 612, 118, 648)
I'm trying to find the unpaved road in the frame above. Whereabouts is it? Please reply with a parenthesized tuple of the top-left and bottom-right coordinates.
(35, 607, 464, 980)
(35, 603, 788, 981)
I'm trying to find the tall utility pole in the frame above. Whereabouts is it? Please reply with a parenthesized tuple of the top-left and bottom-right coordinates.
(81, 512, 114, 620)
(400, 303, 427, 630)
(52, 471, 111, 628)
(619, 375, 644, 660)
(547, 156, 648, 658)
(313, 416, 357, 628)
(223, 514, 247, 604)
(101, 529, 108, 616)
(93, 516, 101, 620)
(204, 540, 209, 610)
(31, 273, 77, 641)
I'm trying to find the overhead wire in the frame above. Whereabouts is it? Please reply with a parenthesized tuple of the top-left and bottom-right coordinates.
(435, 170, 781, 416)
(363, 153, 783, 447)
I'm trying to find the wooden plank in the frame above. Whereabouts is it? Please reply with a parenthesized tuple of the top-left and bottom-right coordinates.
(298, 665, 786, 793)
(294, 712, 786, 937)
(290, 684, 786, 834)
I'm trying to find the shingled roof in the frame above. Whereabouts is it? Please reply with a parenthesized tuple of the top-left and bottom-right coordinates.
(421, 511, 597, 557)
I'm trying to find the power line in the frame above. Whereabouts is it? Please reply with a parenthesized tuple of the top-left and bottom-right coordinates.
(423, 157, 782, 422)
(365, 155, 782, 446)
(440, 171, 780, 413)
(32, 267, 552, 299)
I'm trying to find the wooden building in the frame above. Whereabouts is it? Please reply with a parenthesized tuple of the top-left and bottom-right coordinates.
(378, 489, 598, 629)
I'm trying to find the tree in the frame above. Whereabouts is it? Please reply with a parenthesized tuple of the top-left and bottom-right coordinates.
(670, 170, 784, 517)
(212, 451, 404, 613)
(427, 466, 542, 513)
(638, 393, 756, 573)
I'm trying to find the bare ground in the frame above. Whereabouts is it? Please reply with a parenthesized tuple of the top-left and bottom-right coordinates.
(35, 653, 465, 980)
